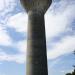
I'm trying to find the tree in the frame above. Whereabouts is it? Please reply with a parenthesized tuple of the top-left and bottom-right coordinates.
(66, 73, 72, 75)
(65, 50, 75, 75)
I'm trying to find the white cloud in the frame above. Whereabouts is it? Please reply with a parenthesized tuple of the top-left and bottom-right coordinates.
(0, 1, 5, 11)
(46, 0, 75, 60)
(7, 13, 28, 32)
(0, 24, 12, 46)
(0, 51, 25, 64)
(7, 0, 75, 39)
(0, 0, 17, 25)
(0, 38, 26, 64)
(13, 54, 25, 63)
(45, 1, 75, 39)
(45, 13, 67, 38)
(0, 34, 73, 64)
(0, 0, 16, 12)
(0, 0, 75, 64)
(16, 40, 27, 54)
(47, 36, 75, 60)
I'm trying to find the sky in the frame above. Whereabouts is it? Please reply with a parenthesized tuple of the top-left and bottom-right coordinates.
(0, 0, 75, 75)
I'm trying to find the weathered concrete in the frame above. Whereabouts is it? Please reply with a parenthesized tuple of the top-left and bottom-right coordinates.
(20, 0, 52, 14)
(20, 0, 52, 75)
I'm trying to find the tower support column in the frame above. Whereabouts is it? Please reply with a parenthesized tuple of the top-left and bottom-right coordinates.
(20, 0, 52, 75)
(27, 11, 48, 75)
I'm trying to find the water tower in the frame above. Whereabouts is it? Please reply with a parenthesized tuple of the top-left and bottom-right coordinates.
(20, 0, 52, 75)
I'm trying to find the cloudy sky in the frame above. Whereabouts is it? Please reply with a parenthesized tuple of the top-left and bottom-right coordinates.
(0, 0, 75, 75)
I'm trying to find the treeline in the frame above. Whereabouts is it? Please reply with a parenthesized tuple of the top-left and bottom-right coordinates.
(66, 69, 75, 75)
(66, 51, 75, 75)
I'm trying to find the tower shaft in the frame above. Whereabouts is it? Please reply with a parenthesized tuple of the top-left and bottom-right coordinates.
(20, 0, 52, 75)
(27, 11, 48, 75)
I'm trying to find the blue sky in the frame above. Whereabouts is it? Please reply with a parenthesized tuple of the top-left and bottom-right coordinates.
(0, 0, 75, 75)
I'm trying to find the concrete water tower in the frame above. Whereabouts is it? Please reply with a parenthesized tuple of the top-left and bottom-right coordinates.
(20, 0, 52, 75)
